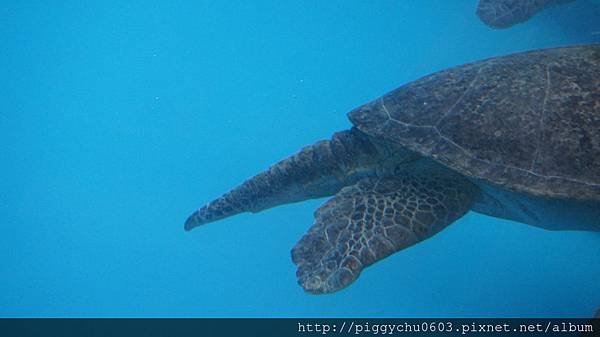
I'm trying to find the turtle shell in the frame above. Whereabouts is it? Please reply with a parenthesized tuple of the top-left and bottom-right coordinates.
(348, 45, 600, 201)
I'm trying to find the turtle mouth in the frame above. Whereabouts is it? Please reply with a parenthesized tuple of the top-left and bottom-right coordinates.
(293, 244, 361, 295)
(298, 274, 328, 295)
(296, 265, 359, 295)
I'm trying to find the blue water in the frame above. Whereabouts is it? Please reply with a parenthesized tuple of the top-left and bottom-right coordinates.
(1, 0, 599, 318)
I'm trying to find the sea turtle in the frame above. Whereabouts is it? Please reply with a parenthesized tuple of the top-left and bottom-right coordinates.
(476, 0, 575, 28)
(185, 45, 600, 294)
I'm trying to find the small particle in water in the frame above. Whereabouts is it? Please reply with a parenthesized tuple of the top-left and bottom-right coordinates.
(155, 96, 160, 100)
(299, 79, 304, 83)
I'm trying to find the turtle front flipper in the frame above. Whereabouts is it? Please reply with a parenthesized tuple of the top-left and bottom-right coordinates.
(291, 173, 478, 294)
(185, 128, 380, 230)
(476, 0, 571, 28)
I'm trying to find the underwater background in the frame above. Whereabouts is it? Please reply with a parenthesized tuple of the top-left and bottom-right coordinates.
(1, 0, 600, 318)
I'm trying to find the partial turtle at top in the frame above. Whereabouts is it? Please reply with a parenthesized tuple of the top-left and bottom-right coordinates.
(476, 0, 575, 28)
(185, 45, 600, 295)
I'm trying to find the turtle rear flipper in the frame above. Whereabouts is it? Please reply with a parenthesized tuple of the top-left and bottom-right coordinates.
(291, 173, 479, 294)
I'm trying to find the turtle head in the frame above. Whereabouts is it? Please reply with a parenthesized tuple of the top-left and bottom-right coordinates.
(185, 128, 382, 230)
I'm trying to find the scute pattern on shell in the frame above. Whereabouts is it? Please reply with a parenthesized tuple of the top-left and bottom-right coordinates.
(348, 45, 600, 201)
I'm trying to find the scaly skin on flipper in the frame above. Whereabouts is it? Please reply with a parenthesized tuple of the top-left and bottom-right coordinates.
(291, 173, 478, 294)
(476, 0, 573, 28)
(185, 129, 380, 230)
